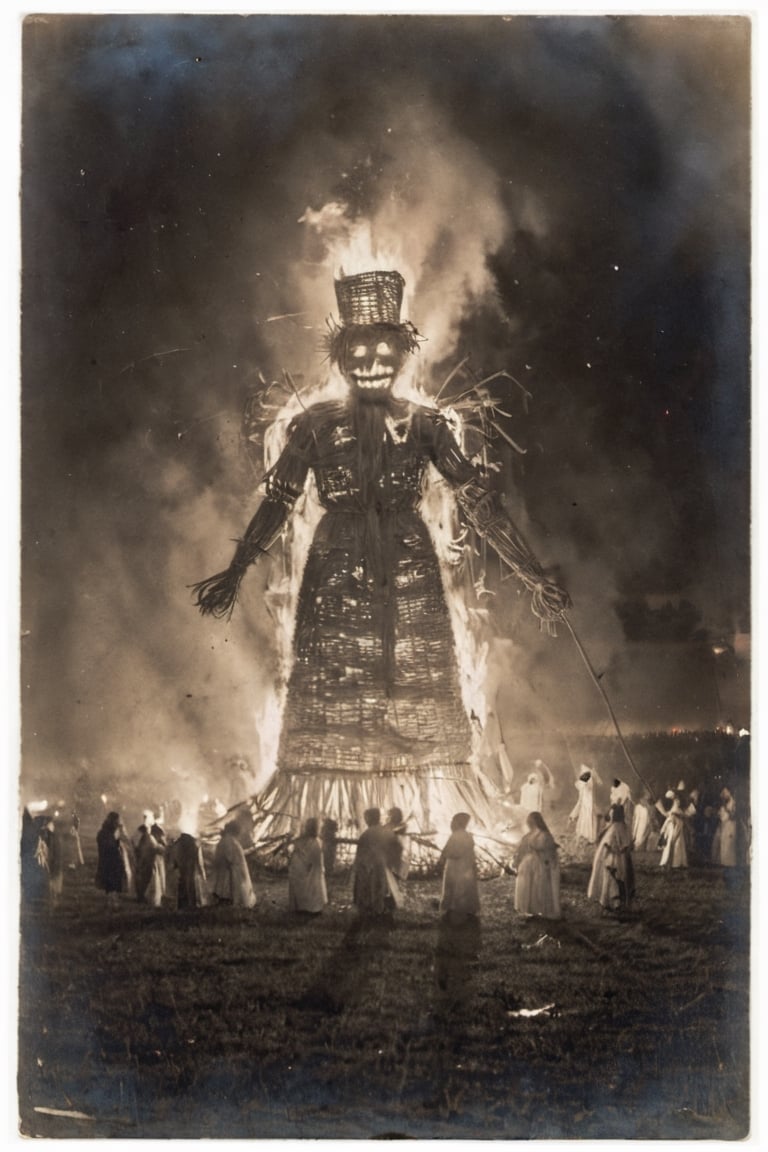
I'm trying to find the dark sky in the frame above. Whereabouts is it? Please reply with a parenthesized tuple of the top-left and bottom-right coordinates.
(20, 14, 750, 803)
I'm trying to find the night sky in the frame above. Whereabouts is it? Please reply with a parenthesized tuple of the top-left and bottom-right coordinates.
(19, 14, 750, 804)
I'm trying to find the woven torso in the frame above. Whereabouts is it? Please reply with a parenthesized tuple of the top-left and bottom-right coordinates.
(275, 399, 474, 778)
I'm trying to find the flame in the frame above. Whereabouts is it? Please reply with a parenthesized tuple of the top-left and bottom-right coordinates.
(27, 799, 49, 813)
(297, 157, 507, 378)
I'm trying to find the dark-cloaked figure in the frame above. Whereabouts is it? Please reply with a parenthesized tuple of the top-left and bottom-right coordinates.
(321, 818, 338, 877)
(168, 831, 208, 910)
(193, 270, 570, 838)
(288, 817, 328, 914)
(96, 811, 128, 911)
(352, 808, 401, 916)
(513, 810, 561, 920)
(439, 812, 480, 921)
(587, 803, 635, 914)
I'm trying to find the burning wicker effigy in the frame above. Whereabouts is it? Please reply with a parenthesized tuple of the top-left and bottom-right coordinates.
(193, 271, 570, 866)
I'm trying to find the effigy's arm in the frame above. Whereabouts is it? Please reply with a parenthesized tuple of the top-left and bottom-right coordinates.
(192, 413, 313, 619)
(428, 410, 571, 631)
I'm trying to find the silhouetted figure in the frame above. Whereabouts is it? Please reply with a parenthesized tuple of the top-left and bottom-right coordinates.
(439, 812, 480, 921)
(321, 818, 338, 877)
(168, 831, 208, 909)
(96, 811, 127, 911)
(352, 808, 400, 916)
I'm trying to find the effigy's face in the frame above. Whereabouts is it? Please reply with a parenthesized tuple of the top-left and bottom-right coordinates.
(341, 335, 406, 394)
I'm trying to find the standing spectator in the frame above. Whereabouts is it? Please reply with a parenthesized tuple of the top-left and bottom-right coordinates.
(21, 808, 47, 903)
(67, 811, 85, 869)
(682, 787, 700, 862)
(39, 816, 65, 907)
(569, 765, 602, 845)
(439, 812, 480, 920)
(210, 820, 257, 907)
(711, 787, 738, 867)
(520, 773, 544, 815)
(383, 807, 411, 882)
(352, 808, 400, 916)
(513, 811, 561, 920)
(321, 818, 338, 877)
(610, 779, 634, 830)
(698, 803, 718, 864)
(587, 803, 635, 913)
(631, 790, 658, 853)
(96, 811, 127, 911)
(168, 830, 208, 909)
(657, 791, 688, 869)
(288, 817, 328, 914)
(134, 812, 167, 907)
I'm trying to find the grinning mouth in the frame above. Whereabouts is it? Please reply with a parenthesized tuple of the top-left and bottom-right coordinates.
(350, 370, 395, 390)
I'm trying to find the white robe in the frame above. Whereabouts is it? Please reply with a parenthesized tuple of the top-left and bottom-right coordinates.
(210, 831, 256, 907)
(520, 777, 544, 813)
(659, 808, 687, 868)
(288, 835, 328, 912)
(570, 777, 599, 843)
(712, 798, 738, 866)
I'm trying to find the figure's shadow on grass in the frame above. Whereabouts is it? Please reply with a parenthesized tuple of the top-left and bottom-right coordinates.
(293, 914, 395, 1015)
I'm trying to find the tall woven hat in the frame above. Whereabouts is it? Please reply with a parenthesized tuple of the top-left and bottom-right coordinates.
(334, 270, 406, 327)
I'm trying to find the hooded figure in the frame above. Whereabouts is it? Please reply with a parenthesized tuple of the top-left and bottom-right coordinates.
(288, 817, 328, 914)
(134, 811, 166, 907)
(569, 765, 602, 844)
(520, 773, 544, 814)
(587, 804, 635, 912)
(193, 270, 570, 840)
(210, 821, 257, 908)
(439, 812, 480, 918)
(658, 792, 688, 869)
(514, 811, 561, 919)
(352, 808, 402, 916)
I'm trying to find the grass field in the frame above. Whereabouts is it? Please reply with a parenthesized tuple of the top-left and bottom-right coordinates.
(17, 832, 749, 1140)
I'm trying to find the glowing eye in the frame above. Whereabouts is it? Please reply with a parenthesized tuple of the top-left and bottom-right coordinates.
(376, 342, 392, 356)
(352, 345, 368, 359)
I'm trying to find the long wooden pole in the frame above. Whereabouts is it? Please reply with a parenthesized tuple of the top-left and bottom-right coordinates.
(561, 613, 655, 801)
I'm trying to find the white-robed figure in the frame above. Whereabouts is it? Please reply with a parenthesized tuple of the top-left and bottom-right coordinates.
(656, 791, 688, 869)
(632, 790, 657, 852)
(210, 820, 257, 907)
(288, 817, 328, 913)
(609, 778, 634, 831)
(520, 760, 554, 814)
(134, 810, 167, 908)
(711, 787, 738, 867)
(587, 804, 635, 911)
(569, 764, 602, 844)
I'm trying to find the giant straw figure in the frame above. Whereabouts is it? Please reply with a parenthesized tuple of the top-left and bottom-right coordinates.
(193, 271, 570, 843)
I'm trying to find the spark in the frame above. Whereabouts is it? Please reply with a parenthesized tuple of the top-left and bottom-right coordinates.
(266, 312, 309, 323)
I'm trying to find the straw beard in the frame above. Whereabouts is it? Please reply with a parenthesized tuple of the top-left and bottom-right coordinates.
(348, 385, 399, 505)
